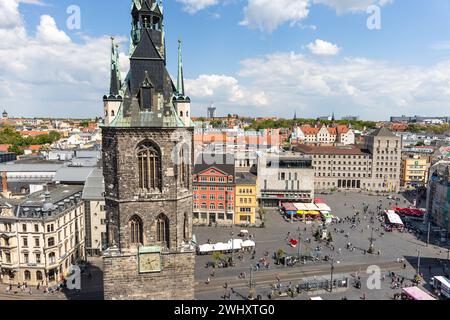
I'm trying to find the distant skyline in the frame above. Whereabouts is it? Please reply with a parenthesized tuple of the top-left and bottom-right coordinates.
(1, 0, 450, 120)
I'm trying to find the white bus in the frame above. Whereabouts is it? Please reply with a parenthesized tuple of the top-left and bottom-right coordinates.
(431, 276, 450, 299)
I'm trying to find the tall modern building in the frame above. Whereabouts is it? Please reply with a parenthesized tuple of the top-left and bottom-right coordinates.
(101, 0, 195, 300)
(207, 105, 216, 118)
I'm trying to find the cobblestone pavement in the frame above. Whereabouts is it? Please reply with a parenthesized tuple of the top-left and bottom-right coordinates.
(1, 191, 447, 300)
(193, 191, 449, 300)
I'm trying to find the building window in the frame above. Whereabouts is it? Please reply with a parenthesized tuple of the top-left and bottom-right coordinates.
(48, 237, 55, 247)
(23, 237, 28, 247)
(36, 271, 43, 281)
(49, 252, 56, 264)
(156, 214, 170, 248)
(179, 144, 190, 189)
(36, 254, 41, 264)
(129, 215, 143, 245)
(22, 224, 27, 232)
(34, 224, 39, 232)
(137, 142, 161, 192)
(24, 253, 29, 264)
(34, 237, 40, 247)
(24, 270, 31, 281)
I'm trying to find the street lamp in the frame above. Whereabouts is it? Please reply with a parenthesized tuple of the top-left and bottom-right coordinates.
(368, 227, 376, 254)
(230, 232, 234, 266)
(297, 227, 301, 259)
(417, 249, 421, 276)
(330, 258, 340, 293)
(249, 264, 254, 290)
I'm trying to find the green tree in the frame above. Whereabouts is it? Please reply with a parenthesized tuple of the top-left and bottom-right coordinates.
(8, 144, 24, 155)
(415, 141, 425, 147)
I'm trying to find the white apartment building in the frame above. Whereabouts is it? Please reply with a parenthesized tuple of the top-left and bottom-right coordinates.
(0, 185, 85, 286)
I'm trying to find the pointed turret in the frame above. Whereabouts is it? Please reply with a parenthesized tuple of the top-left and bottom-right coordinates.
(177, 39, 185, 97)
(109, 38, 122, 97)
(173, 39, 191, 128)
(103, 37, 123, 126)
(103, 0, 190, 128)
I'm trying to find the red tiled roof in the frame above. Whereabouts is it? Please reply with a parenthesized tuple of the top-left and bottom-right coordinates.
(0, 144, 12, 152)
(336, 125, 349, 134)
(20, 131, 49, 136)
(23, 145, 43, 151)
(300, 126, 319, 135)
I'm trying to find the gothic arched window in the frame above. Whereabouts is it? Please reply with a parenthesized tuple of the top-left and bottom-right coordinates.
(179, 144, 190, 189)
(129, 215, 143, 245)
(156, 214, 170, 248)
(137, 142, 161, 192)
(183, 213, 189, 242)
(111, 110, 115, 117)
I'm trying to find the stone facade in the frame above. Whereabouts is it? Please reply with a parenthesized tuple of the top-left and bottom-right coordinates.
(101, 0, 195, 300)
(295, 127, 402, 192)
(103, 250, 195, 300)
(102, 127, 195, 300)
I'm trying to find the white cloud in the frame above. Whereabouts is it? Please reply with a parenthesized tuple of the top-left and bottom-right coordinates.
(240, 0, 309, 32)
(36, 15, 71, 44)
(312, 0, 393, 14)
(207, 51, 450, 119)
(0, 0, 127, 118)
(307, 39, 341, 56)
(186, 74, 267, 111)
(176, 0, 220, 14)
(432, 41, 450, 50)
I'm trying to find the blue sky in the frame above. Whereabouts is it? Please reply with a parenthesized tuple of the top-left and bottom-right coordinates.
(1, 0, 450, 119)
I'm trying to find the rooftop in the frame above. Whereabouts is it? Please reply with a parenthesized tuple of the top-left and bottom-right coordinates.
(293, 144, 371, 156)
(235, 172, 257, 185)
(82, 168, 105, 200)
(53, 167, 95, 183)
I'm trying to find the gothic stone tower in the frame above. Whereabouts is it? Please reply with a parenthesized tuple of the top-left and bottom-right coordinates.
(101, 0, 195, 300)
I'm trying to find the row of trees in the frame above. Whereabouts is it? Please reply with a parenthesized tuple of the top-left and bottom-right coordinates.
(407, 123, 450, 134)
(0, 126, 61, 155)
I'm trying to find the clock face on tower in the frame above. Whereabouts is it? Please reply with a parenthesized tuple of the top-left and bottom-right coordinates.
(138, 247, 162, 273)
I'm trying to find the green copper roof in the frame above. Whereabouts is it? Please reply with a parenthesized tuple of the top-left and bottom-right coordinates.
(177, 39, 185, 97)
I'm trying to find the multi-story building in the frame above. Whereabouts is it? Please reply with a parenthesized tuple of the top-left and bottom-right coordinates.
(400, 154, 430, 188)
(257, 153, 315, 207)
(193, 155, 235, 225)
(426, 161, 450, 237)
(0, 185, 85, 286)
(292, 124, 355, 146)
(81, 168, 106, 256)
(294, 127, 402, 191)
(234, 172, 257, 225)
(390, 115, 450, 124)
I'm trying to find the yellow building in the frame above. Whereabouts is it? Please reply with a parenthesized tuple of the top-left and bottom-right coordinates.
(235, 173, 257, 225)
(401, 155, 430, 188)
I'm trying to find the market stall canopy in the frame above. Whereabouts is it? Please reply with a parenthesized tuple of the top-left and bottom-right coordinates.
(242, 240, 256, 248)
(316, 203, 331, 212)
(385, 210, 404, 225)
(402, 287, 436, 300)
